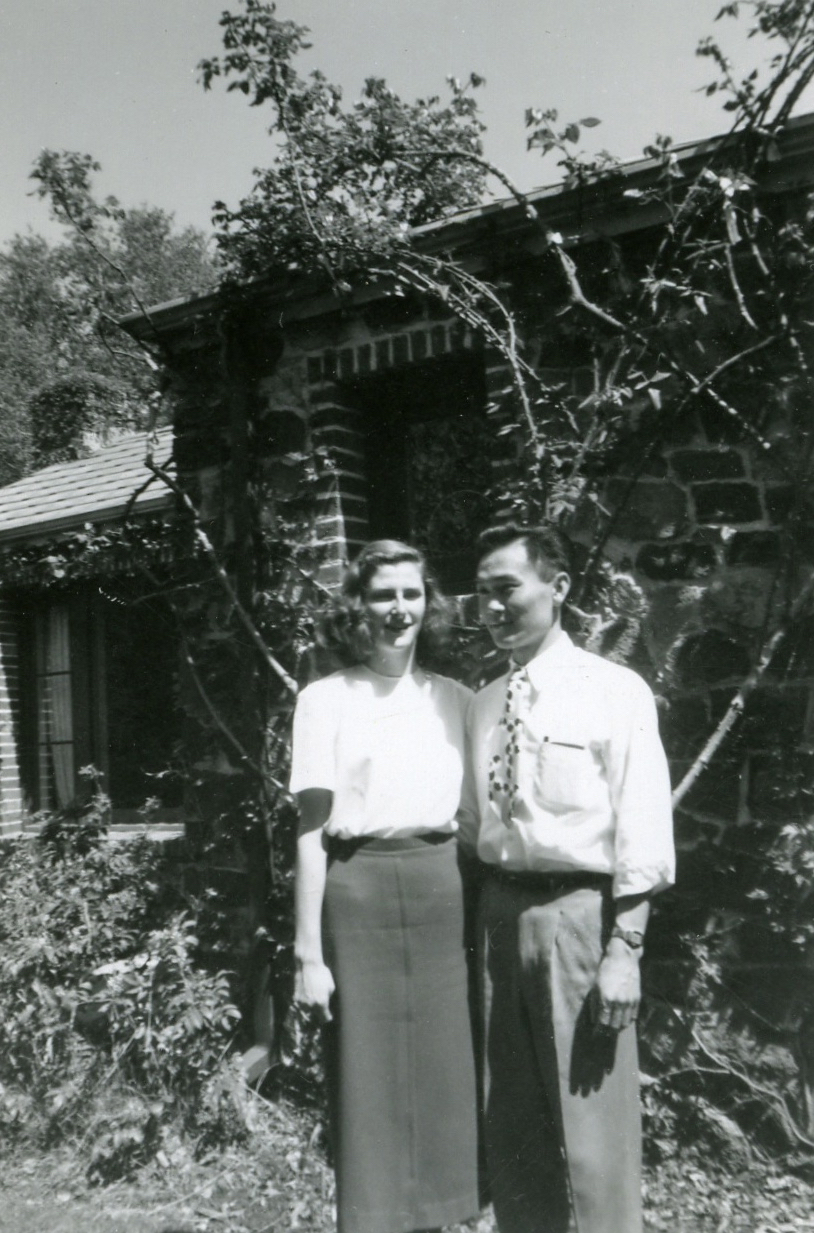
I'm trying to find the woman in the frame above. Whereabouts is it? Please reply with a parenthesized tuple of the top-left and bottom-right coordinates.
(289, 540, 480, 1233)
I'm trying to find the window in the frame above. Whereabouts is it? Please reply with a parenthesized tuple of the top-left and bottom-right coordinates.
(103, 593, 182, 815)
(20, 588, 182, 819)
(34, 604, 75, 810)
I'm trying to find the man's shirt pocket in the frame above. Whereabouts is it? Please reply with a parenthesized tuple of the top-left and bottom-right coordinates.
(531, 736, 607, 813)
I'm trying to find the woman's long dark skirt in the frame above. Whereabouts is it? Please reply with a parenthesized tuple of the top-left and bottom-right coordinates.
(322, 835, 480, 1233)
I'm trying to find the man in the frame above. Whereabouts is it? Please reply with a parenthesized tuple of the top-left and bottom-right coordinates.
(460, 523, 675, 1233)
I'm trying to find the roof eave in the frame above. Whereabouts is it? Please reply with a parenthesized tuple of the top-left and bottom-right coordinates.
(0, 493, 175, 550)
(119, 111, 814, 342)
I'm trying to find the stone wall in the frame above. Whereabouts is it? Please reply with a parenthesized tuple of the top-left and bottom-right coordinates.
(594, 406, 813, 849)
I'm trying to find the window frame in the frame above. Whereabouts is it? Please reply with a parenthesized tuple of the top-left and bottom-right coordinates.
(19, 587, 182, 824)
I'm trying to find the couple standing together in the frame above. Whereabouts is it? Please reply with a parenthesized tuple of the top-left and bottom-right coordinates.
(290, 523, 675, 1233)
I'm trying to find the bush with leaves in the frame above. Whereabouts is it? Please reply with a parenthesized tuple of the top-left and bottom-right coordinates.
(0, 786, 243, 1170)
(84, 915, 240, 1106)
(198, 0, 486, 282)
(639, 742, 814, 1159)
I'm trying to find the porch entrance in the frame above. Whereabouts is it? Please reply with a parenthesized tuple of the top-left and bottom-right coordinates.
(345, 351, 492, 594)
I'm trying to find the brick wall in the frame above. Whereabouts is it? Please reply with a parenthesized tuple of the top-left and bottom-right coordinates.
(308, 378, 370, 579)
(256, 315, 478, 583)
(0, 596, 24, 836)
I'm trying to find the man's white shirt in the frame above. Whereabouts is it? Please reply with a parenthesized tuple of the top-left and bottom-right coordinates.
(459, 630, 675, 898)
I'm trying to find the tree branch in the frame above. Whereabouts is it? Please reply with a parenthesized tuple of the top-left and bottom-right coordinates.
(689, 1024, 814, 1151)
(549, 241, 627, 331)
(393, 254, 545, 451)
(181, 639, 263, 779)
(144, 452, 298, 696)
(45, 179, 165, 361)
(724, 243, 758, 330)
(672, 566, 814, 807)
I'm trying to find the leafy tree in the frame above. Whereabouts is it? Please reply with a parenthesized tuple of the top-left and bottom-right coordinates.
(198, 0, 486, 283)
(0, 237, 62, 479)
(29, 372, 131, 467)
(0, 158, 217, 479)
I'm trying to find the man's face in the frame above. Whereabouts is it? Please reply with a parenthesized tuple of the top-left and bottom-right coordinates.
(476, 538, 570, 665)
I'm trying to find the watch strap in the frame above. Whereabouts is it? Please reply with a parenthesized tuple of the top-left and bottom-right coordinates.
(611, 926, 644, 950)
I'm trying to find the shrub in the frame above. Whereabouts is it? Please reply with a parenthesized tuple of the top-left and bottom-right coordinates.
(0, 788, 243, 1168)
(87, 914, 240, 1104)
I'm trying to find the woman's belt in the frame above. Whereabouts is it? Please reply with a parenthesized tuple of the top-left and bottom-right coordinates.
(327, 831, 455, 859)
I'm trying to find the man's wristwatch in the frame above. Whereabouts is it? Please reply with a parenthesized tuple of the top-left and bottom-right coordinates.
(610, 927, 645, 951)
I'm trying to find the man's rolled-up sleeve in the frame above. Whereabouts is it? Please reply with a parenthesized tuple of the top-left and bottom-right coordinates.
(607, 679, 675, 899)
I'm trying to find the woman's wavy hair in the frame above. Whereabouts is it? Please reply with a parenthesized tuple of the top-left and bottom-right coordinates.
(318, 540, 451, 667)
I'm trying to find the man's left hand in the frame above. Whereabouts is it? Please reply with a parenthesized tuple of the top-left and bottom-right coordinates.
(592, 939, 641, 1032)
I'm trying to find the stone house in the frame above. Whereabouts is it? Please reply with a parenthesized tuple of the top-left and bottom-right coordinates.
(1, 114, 812, 1093)
(0, 113, 812, 860)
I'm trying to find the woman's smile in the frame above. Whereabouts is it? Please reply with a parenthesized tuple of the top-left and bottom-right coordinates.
(363, 560, 427, 660)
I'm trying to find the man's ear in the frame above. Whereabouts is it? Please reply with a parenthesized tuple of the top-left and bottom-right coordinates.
(552, 571, 571, 608)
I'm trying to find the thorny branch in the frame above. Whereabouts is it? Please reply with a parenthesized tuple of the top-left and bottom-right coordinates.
(724, 243, 758, 330)
(549, 243, 627, 331)
(672, 566, 814, 807)
(392, 254, 545, 448)
(180, 637, 265, 781)
(407, 145, 632, 333)
(143, 451, 298, 696)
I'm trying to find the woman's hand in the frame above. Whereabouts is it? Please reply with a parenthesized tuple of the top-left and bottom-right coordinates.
(294, 957, 335, 1023)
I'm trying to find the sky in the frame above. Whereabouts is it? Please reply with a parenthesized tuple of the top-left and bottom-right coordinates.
(1, 0, 811, 247)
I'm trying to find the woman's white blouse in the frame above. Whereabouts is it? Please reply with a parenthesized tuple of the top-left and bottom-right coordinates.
(289, 665, 472, 838)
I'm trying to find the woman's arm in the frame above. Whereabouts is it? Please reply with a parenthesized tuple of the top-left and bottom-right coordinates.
(294, 788, 335, 1022)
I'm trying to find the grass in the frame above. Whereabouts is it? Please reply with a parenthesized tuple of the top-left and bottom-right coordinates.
(2, 1094, 814, 1233)
(1, 1094, 333, 1233)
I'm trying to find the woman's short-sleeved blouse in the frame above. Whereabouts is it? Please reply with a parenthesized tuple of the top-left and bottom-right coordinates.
(289, 665, 472, 839)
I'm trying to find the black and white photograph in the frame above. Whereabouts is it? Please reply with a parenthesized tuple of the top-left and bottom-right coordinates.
(1, 2, 814, 1230)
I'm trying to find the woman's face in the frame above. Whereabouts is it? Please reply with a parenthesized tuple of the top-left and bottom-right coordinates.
(362, 561, 427, 656)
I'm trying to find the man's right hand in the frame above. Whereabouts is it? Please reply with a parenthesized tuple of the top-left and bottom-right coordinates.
(294, 958, 335, 1023)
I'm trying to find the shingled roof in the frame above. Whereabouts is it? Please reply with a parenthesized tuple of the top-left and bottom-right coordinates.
(0, 429, 174, 546)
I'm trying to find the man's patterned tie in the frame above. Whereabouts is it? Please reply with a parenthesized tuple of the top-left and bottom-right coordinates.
(488, 665, 531, 825)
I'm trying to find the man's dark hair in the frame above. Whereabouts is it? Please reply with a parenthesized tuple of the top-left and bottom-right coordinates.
(476, 521, 574, 582)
